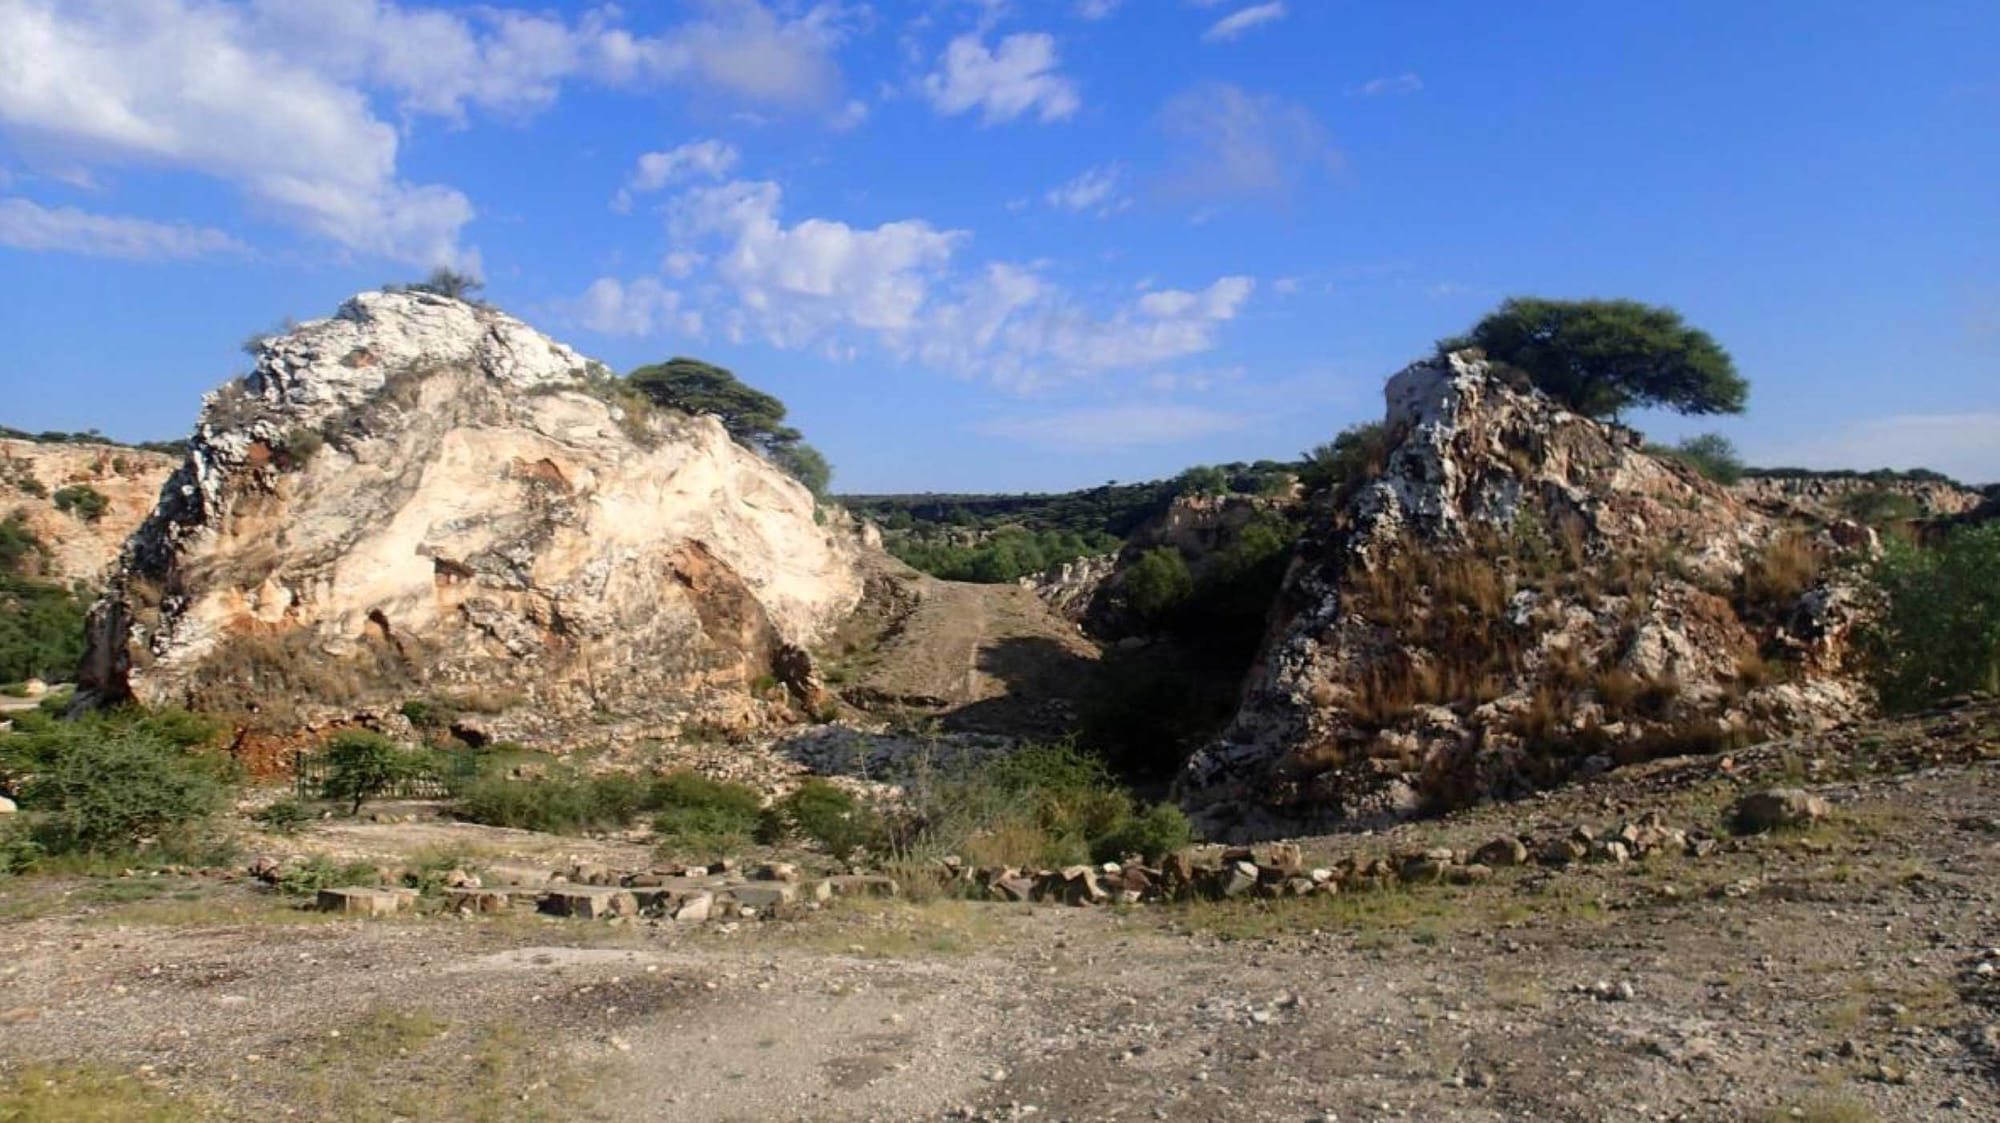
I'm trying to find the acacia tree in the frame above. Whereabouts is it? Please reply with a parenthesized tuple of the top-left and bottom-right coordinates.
(626, 358, 833, 496)
(1442, 297, 1747, 419)
(403, 267, 484, 301)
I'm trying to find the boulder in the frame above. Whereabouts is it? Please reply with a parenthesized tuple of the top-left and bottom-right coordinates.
(77, 290, 867, 744)
(316, 887, 404, 917)
(1733, 788, 1830, 833)
(539, 887, 638, 920)
(445, 888, 510, 914)
(1473, 837, 1528, 867)
(0, 796, 15, 816)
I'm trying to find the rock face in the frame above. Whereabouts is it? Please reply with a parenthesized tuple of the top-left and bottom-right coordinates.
(0, 439, 178, 586)
(1182, 352, 1871, 839)
(79, 291, 864, 741)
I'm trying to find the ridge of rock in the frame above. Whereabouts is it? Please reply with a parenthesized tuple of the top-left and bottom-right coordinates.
(1181, 352, 1873, 840)
(80, 291, 865, 745)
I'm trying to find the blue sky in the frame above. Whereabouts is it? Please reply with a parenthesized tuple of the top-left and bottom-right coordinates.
(1, 0, 1995, 491)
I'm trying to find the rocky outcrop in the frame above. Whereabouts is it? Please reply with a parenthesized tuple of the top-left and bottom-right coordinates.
(80, 291, 864, 742)
(1733, 474, 1984, 522)
(1, 439, 177, 586)
(1019, 553, 1116, 622)
(1182, 352, 1872, 839)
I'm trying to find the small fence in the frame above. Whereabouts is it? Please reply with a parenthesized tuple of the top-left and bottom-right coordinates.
(291, 749, 454, 801)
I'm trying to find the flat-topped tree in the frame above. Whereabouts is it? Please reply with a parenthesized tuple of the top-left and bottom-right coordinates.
(1442, 297, 1747, 420)
(626, 358, 832, 496)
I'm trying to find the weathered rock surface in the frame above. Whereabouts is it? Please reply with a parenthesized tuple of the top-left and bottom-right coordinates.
(1183, 351, 1873, 839)
(78, 291, 865, 742)
(0, 439, 177, 587)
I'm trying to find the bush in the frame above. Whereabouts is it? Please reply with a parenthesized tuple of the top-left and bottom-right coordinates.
(10, 726, 229, 859)
(1122, 547, 1193, 625)
(1868, 524, 2000, 711)
(649, 770, 766, 856)
(251, 797, 313, 834)
(1089, 801, 1193, 865)
(768, 778, 886, 858)
(1299, 422, 1389, 495)
(319, 731, 426, 815)
(51, 484, 110, 522)
(1654, 432, 1744, 485)
(886, 741, 1196, 876)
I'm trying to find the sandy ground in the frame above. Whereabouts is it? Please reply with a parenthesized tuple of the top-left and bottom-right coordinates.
(1, 704, 1997, 1122)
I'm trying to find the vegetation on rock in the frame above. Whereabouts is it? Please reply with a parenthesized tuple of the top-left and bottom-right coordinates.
(626, 357, 834, 496)
(0, 514, 89, 684)
(1443, 297, 1747, 419)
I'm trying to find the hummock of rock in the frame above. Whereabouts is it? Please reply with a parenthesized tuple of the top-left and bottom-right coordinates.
(1182, 352, 1873, 839)
(80, 291, 865, 742)
(0, 438, 178, 586)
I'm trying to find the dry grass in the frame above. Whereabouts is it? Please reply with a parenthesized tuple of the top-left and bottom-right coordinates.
(1741, 532, 1826, 612)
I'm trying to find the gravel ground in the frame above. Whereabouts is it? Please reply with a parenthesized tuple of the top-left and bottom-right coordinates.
(1, 703, 1996, 1122)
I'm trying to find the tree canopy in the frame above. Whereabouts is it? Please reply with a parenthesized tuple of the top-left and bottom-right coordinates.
(1443, 297, 1747, 419)
(625, 357, 832, 496)
(399, 267, 484, 301)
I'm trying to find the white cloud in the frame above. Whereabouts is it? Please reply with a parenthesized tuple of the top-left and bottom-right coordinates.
(976, 403, 1249, 448)
(0, 0, 476, 266)
(1358, 73, 1423, 96)
(604, 178, 1254, 387)
(1159, 82, 1341, 202)
(1755, 413, 2000, 486)
(922, 32, 1080, 124)
(570, 276, 700, 336)
(0, 0, 856, 267)
(1045, 164, 1128, 214)
(1271, 276, 1301, 296)
(671, 178, 966, 343)
(1075, 0, 1122, 18)
(0, 196, 246, 259)
(612, 140, 740, 212)
(1202, 3, 1287, 43)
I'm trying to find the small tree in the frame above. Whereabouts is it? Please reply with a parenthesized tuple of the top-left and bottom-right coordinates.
(1174, 465, 1229, 499)
(1443, 297, 1747, 419)
(769, 441, 833, 498)
(1122, 547, 1194, 625)
(319, 731, 423, 816)
(626, 358, 837, 495)
(402, 267, 484, 301)
(1655, 432, 1745, 484)
(1299, 422, 1388, 494)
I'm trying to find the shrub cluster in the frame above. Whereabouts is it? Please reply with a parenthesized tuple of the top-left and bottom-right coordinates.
(451, 766, 768, 856)
(1, 707, 232, 871)
(1868, 523, 2000, 711)
(51, 484, 110, 522)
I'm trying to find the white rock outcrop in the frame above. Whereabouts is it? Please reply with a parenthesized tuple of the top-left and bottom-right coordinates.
(1181, 352, 1872, 839)
(81, 291, 864, 741)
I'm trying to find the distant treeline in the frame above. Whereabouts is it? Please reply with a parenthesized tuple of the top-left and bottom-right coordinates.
(0, 425, 182, 455)
(1741, 465, 1964, 487)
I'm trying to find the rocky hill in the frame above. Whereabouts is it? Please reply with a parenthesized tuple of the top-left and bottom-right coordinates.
(1, 438, 177, 587)
(77, 291, 867, 742)
(1183, 351, 1874, 839)
(1733, 472, 1985, 522)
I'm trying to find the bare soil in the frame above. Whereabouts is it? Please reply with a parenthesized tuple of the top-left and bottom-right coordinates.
(2, 703, 1997, 1122)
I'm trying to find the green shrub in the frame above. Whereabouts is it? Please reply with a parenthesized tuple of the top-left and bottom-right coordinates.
(649, 771, 765, 856)
(51, 484, 110, 522)
(252, 797, 313, 835)
(1122, 547, 1193, 625)
(1089, 801, 1193, 865)
(1652, 433, 1745, 485)
(768, 779, 886, 858)
(271, 855, 385, 897)
(319, 731, 426, 815)
(1868, 524, 2000, 710)
(10, 726, 229, 859)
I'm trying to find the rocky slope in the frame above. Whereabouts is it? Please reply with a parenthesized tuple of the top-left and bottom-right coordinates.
(1, 439, 177, 586)
(78, 291, 865, 742)
(1182, 351, 1873, 839)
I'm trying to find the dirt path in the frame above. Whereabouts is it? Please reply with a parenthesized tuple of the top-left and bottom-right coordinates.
(844, 574, 1099, 736)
